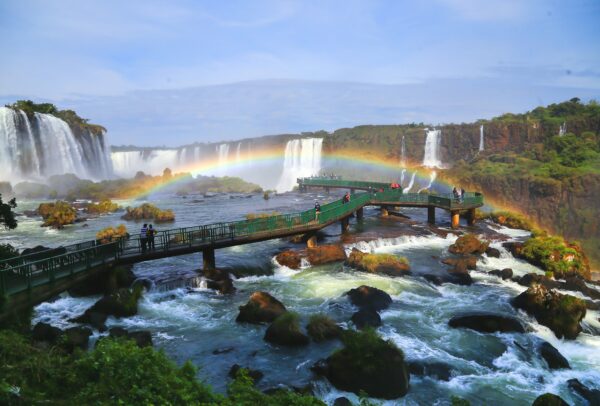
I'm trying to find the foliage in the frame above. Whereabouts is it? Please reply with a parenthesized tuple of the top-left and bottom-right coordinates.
(451, 396, 471, 406)
(122, 203, 175, 222)
(96, 224, 128, 244)
(520, 236, 589, 279)
(333, 329, 404, 375)
(306, 314, 341, 342)
(245, 211, 281, 220)
(86, 199, 120, 214)
(177, 175, 263, 194)
(38, 200, 77, 229)
(480, 210, 535, 231)
(357, 253, 409, 273)
(0, 194, 17, 230)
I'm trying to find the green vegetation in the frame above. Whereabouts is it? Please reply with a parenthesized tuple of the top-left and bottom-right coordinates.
(357, 253, 409, 273)
(122, 203, 175, 222)
(478, 210, 535, 232)
(177, 175, 263, 194)
(0, 194, 17, 230)
(37, 201, 77, 229)
(245, 211, 281, 220)
(451, 396, 471, 406)
(306, 314, 341, 342)
(7, 100, 106, 135)
(520, 236, 590, 279)
(96, 224, 128, 244)
(86, 199, 120, 214)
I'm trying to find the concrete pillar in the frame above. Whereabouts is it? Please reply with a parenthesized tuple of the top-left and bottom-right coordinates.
(381, 206, 389, 217)
(203, 248, 216, 270)
(306, 235, 318, 248)
(451, 210, 460, 229)
(356, 207, 364, 220)
(341, 217, 350, 233)
(427, 206, 435, 225)
(467, 208, 476, 226)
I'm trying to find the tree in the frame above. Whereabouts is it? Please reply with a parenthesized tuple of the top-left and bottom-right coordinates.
(0, 194, 17, 230)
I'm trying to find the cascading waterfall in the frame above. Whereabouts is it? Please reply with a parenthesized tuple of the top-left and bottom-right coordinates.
(559, 122, 567, 136)
(235, 142, 242, 163)
(0, 107, 113, 182)
(479, 125, 484, 151)
(400, 168, 406, 187)
(417, 171, 437, 193)
(422, 128, 442, 168)
(111, 149, 179, 178)
(403, 171, 416, 193)
(276, 138, 323, 192)
(400, 135, 406, 167)
(216, 144, 230, 176)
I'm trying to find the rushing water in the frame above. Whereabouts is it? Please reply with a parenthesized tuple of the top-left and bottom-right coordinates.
(479, 125, 485, 152)
(276, 138, 323, 192)
(423, 129, 442, 168)
(4, 191, 599, 405)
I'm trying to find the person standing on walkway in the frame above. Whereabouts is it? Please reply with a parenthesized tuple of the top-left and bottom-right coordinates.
(147, 224, 156, 251)
(140, 223, 148, 253)
(314, 201, 321, 221)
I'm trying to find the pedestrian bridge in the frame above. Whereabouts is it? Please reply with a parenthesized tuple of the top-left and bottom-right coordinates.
(0, 178, 483, 309)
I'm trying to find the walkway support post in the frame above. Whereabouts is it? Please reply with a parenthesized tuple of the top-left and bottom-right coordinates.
(341, 217, 350, 233)
(427, 206, 435, 225)
(380, 206, 389, 217)
(451, 210, 460, 229)
(467, 208, 476, 226)
(356, 207, 364, 220)
(203, 248, 216, 270)
(306, 235, 318, 248)
(325, 187, 330, 194)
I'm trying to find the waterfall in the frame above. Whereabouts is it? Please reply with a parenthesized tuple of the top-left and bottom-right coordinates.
(276, 138, 323, 192)
(417, 171, 437, 193)
(0, 107, 113, 182)
(400, 168, 406, 187)
(403, 171, 416, 193)
(216, 144, 230, 175)
(111, 149, 179, 178)
(422, 129, 442, 168)
(235, 142, 242, 163)
(559, 122, 567, 136)
(400, 135, 406, 167)
(479, 125, 484, 151)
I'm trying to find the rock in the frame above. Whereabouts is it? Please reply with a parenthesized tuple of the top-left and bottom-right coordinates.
(351, 309, 382, 330)
(333, 397, 353, 406)
(449, 234, 489, 255)
(423, 274, 444, 285)
(71, 311, 107, 332)
(32, 322, 63, 344)
(212, 346, 234, 355)
(516, 273, 560, 289)
(306, 314, 342, 342)
(490, 268, 513, 280)
(408, 361, 452, 381)
(68, 265, 136, 297)
(485, 247, 501, 258)
(275, 250, 302, 269)
(446, 266, 473, 286)
(80, 287, 143, 319)
(346, 248, 411, 277)
(264, 313, 309, 346)
(108, 326, 128, 338)
(306, 244, 346, 265)
(442, 256, 477, 271)
(531, 393, 569, 406)
(202, 268, 236, 294)
(564, 276, 600, 300)
(503, 242, 524, 257)
(322, 329, 410, 399)
(512, 285, 586, 339)
(345, 285, 392, 311)
(64, 326, 92, 351)
(228, 364, 264, 383)
(568, 378, 600, 405)
(236, 291, 287, 324)
(517, 274, 600, 301)
(107, 327, 153, 348)
(539, 342, 570, 370)
(448, 313, 525, 333)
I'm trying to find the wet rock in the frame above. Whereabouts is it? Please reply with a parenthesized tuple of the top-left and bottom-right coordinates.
(539, 342, 570, 370)
(306, 244, 346, 265)
(236, 291, 287, 324)
(345, 285, 392, 311)
(448, 234, 489, 255)
(107, 327, 153, 348)
(351, 309, 382, 329)
(228, 364, 264, 383)
(306, 314, 342, 342)
(69, 265, 136, 297)
(64, 326, 92, 352)
(79, 287, 143, 319)
(408, 361, 453, 381)
(72, 311, 107, 332)
(503, 241, 524, 257)
(346, 248, 411, 277)
(442, 256, 477, 271)
(32, 322, 63, 344)
(568, 378, 600, 405)
(516, 273, 561, 289)
(490, 268, 513, 280)
(448, 313, 525, 333)
(275, 250, 302, 270)
(446, 267, 473, 286)
(212, 346, 234, 355)
(532, 393, 569, 406)
(333, 397, 353, 406)
(264, 313, 309, 346)
(131, 278, 153, 291)
(423, 274, 444, 285)
(564, 276, 600, 300)
(485, 247, 501, 258)
(202, 268, 236, 294)
(512, 285, 586, 339)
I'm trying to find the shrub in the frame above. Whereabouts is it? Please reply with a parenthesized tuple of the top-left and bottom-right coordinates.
(520, 236, 590, 279)
(306, 314, 341, 342)
(38, 201, 77, 229)
(87, 199, 120, 214)
(96, 224, 128, 244)
(121, 203, 175, 222)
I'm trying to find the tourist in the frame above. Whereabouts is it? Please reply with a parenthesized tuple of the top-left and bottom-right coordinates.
(460, 188, 465, 203)
(314, 201, 321, 221)
(452, 187, 458, 201)
(140, 224, 148, 253)
(343, 192, 351, 204)
(147, 224, 156, 250)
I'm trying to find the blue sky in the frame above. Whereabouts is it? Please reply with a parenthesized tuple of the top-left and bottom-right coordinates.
(1, 0, 599, 146)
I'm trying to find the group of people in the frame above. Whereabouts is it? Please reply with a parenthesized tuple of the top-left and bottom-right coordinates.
(140, 223, 157, 253)
(453, 187, 466, 203)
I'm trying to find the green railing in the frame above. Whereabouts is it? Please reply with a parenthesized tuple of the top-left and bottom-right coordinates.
(298, 177, 391, 191)
(1, 186, 483, 296)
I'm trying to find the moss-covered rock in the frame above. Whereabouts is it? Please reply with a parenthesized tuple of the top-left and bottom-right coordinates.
(306, 244, 346, 265)
(275, 250, 302, 270)
(78, 286, 143, 321)
(531, 393, 569, 406)
(236, 291, 287, 324)
(96, 224, 128, 244)
(448, 234, 489, 255)
(512, 285, 586, 339)
(264, 312, 309, 346)
(489, 268, 513, 280)
(68, 265, 135, 297)
(38, 201, 77, 229)
(448, 313, 525, 333)
(519, 236, 591, 280)
(306, 314, 342, 342)
(539, 341, 570, 370)
(351, 309, 382, 330)
(345, 285, 392, 311)
(86, 199, 120, 214)
(121, 203, 175, 222)
(346, 248, 410, 276)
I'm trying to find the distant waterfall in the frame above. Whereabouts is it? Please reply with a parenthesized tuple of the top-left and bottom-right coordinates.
(479, 125, 484, 151)
(417, 171, 437, 193)
(0, 107, 113, 182)
(400, 168, 406, 187)
(235, 142, 242, 163)
(216, 144, 230, 175)
(276, 138, 323, 192)
(400, 135, 406, 167)
(422, 129, 442, 168)
(403, 171, 416, 193)
(112, 149, 179, 177)
(559, 122, 567, 136)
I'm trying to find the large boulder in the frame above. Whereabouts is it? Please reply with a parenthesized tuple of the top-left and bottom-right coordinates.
(512, 285, 586, 339)
(539, 342, 570, 370)
(264, 312, 309, 346)
(490, 268, 513, 280)
(346, 248, 410, 277)
(202, 268, 236, 294)
(448, 313, 525, 333)
(345, 285, 392, 311)
(275, 250, 302, 270)
(408, 361, 453, 381)
(78, 287, 143, 320)
(568, 378, 600, 405)
(64, 326, 92, 352)
(531, 393, 569, 406)
(485, 247, 501, 258)
(449, 234, 489, 255)
(306, 314, 342, 342)
(351, 309, 382, 330)
(236, 291, 287, 324)
(32, 322, 63, 344)
(442, 256, 477, 271)
(445, 267, 473, 286)
(318, 329, 410, 399)
(306, 244, 346, 265)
